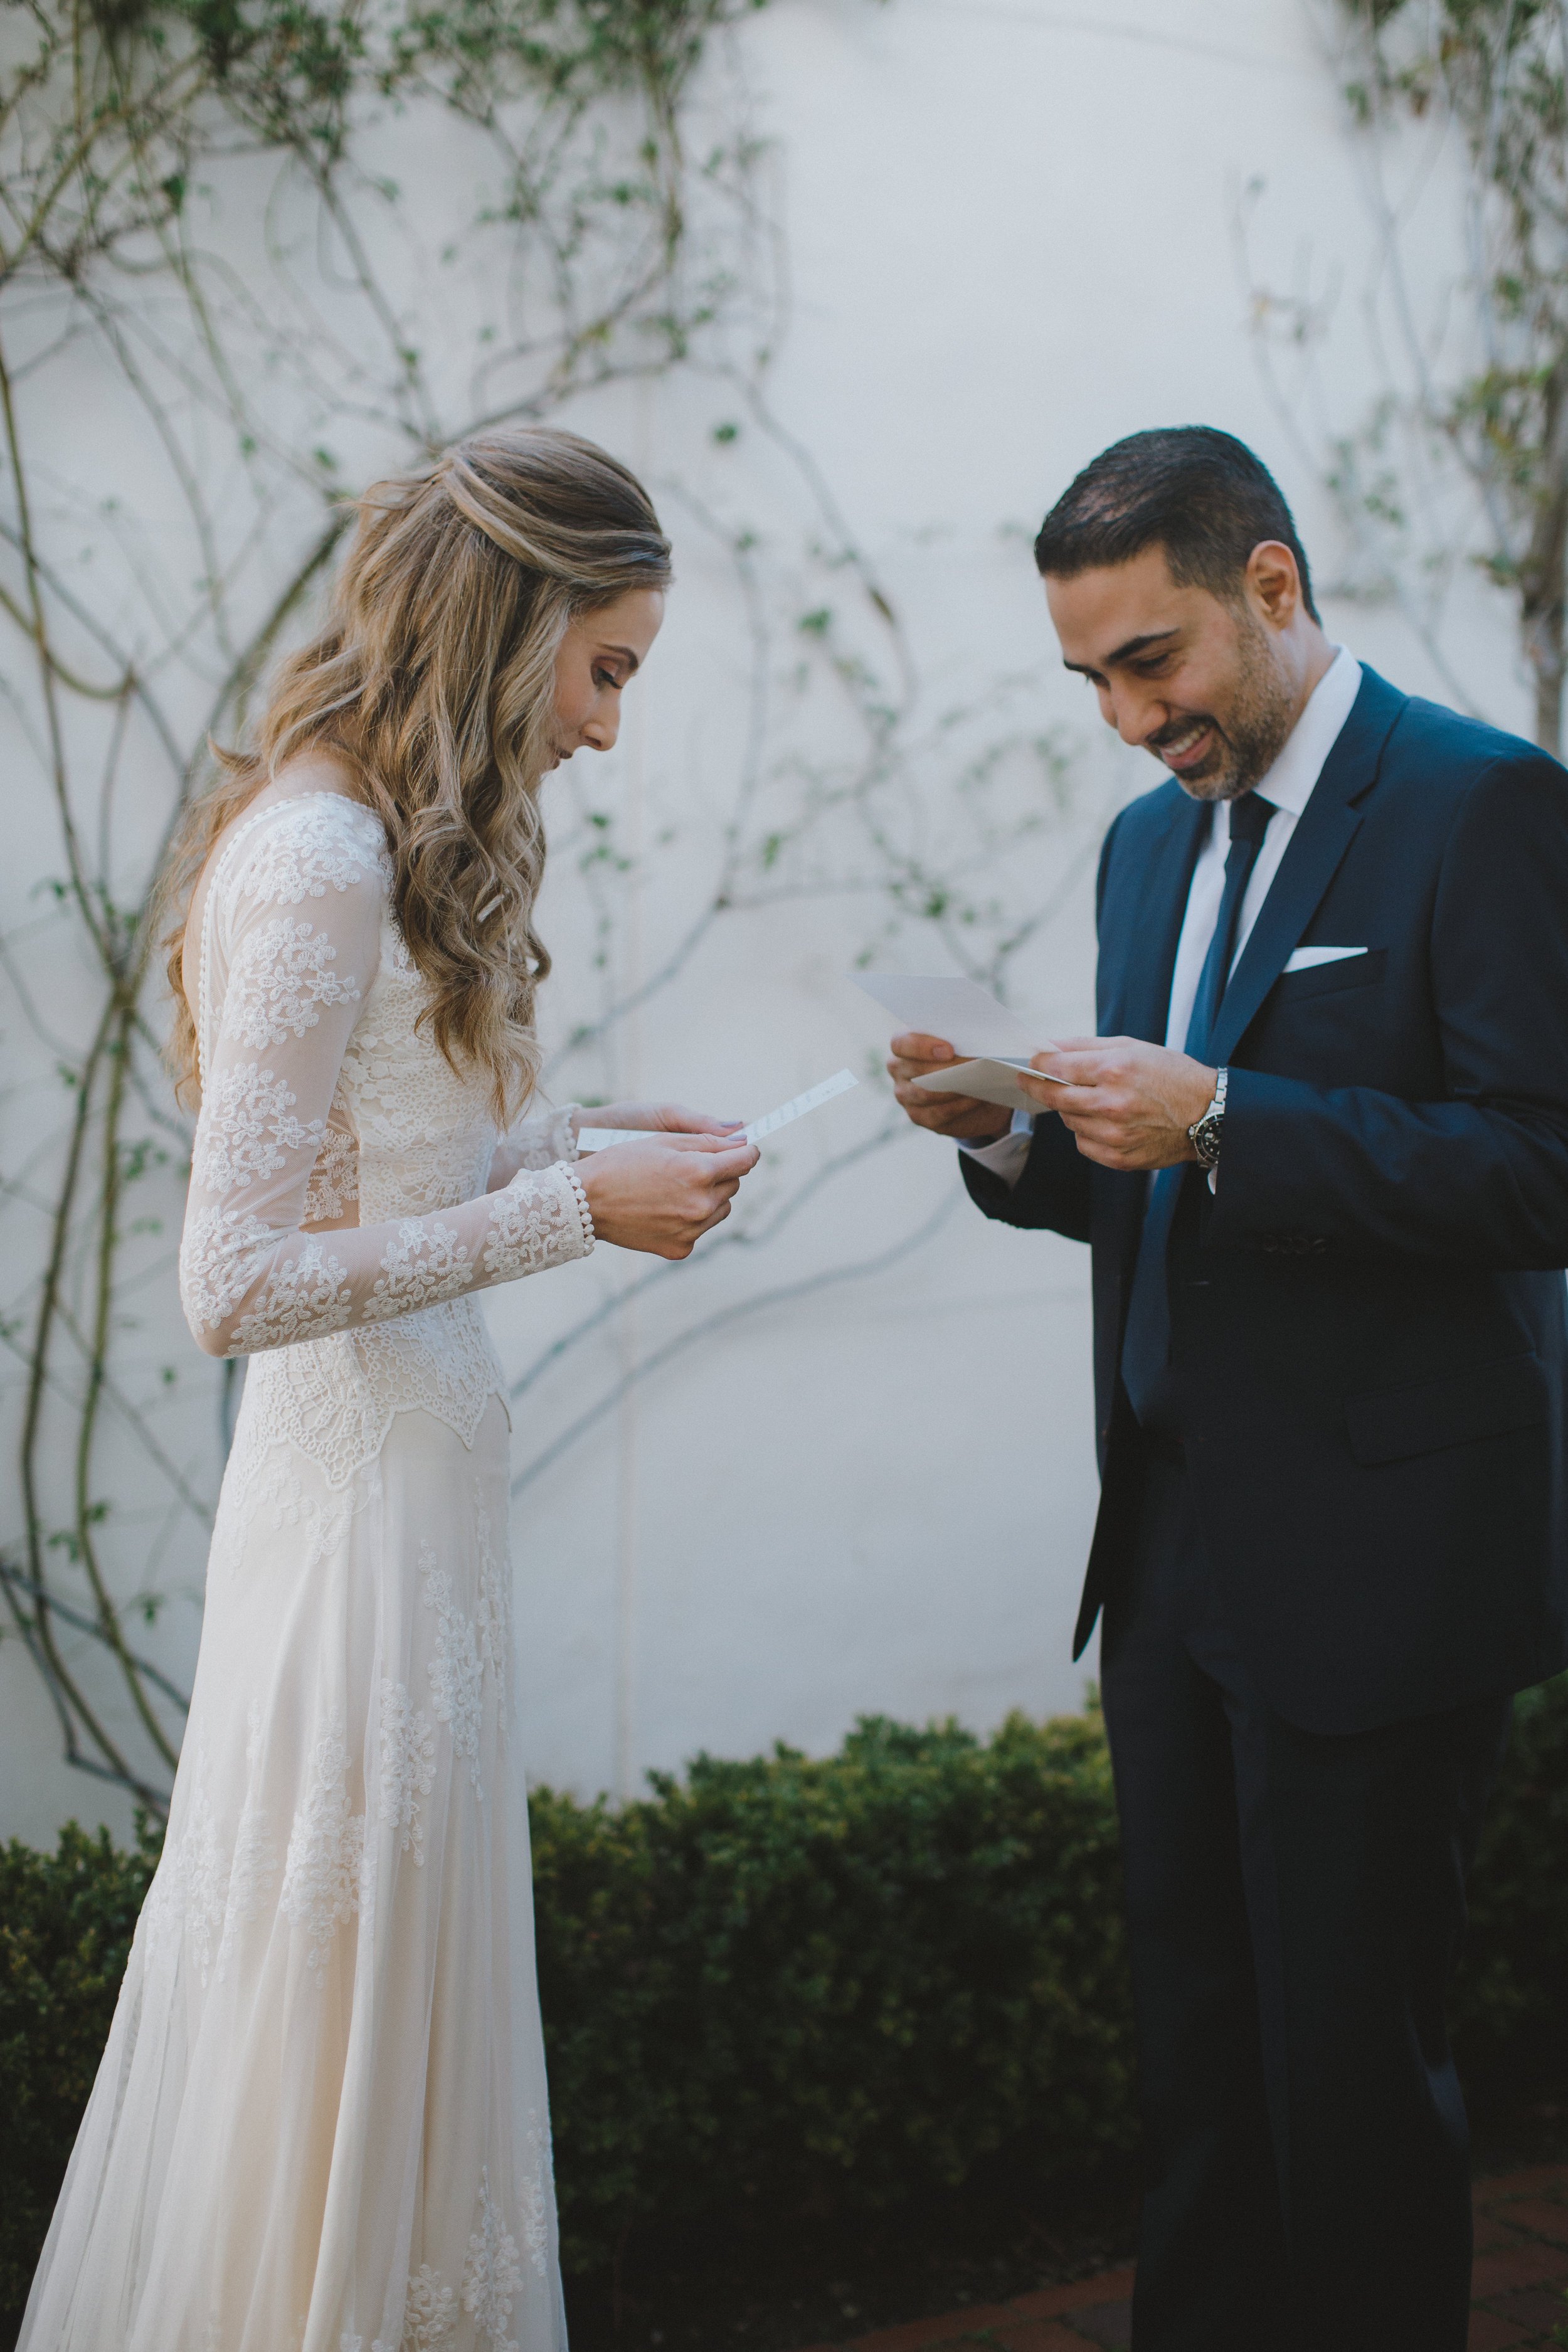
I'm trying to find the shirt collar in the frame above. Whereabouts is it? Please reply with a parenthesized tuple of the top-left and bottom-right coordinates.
(1229, 644, 1362, 830)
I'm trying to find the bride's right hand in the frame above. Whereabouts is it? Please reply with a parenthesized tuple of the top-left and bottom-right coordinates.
(577, 1131, 760, 1259)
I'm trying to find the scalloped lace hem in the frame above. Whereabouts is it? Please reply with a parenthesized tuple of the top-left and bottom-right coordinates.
(236, 1295, 508, 1490)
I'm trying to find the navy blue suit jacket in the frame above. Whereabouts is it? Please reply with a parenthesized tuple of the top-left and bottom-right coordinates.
(963, 666, 1568, 1733)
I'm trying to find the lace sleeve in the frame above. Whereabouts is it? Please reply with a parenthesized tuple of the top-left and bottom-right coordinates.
(178, 797, 593, 1360)
(302, 1116, 358, 1224)
(495, 1103, 580, 1177)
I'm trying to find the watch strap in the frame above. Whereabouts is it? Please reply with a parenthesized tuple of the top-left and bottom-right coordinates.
(1188, 1066, 1228, 1169)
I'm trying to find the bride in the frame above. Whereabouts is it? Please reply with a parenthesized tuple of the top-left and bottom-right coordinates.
(18, 426, 758, 2352)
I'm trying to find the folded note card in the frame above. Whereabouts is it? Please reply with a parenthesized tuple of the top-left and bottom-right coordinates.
(913, 1058, 1064, 1115)
(854, 973, 1046, 1061)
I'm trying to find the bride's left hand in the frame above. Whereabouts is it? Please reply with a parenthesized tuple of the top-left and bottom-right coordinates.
(576, 1102, 743, 1138)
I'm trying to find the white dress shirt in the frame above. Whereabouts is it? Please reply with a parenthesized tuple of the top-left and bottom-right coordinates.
(963, 645, 1364, 1187)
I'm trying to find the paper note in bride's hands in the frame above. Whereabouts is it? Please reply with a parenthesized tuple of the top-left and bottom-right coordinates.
(741, 1066, 858, 1143)
(578, 1068, 858, 1153)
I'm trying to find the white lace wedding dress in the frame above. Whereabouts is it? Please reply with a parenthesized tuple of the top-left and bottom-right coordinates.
(19, 791, 597, 2352)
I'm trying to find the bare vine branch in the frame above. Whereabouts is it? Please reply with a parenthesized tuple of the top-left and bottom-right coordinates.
(0, 0, 1094, 1818)
(1243, 3, 1568, 748)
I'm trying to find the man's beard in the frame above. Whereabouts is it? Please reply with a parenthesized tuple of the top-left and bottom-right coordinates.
(1150, 612, 1297, 801)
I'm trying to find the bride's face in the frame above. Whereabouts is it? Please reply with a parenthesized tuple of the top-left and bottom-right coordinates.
(548, 587, 665, 766)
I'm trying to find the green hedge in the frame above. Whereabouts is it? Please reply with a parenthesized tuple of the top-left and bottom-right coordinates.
(0, 1818, 160, 2327)
(532, 1708, 1135, 2267)
(4, 1684, 1568, 2322)
(1450, 1670, 1568, 2079)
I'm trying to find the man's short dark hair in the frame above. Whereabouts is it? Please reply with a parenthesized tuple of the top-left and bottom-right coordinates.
(1034, 426, 1320, 624)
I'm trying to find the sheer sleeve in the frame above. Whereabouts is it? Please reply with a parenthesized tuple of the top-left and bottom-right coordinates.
(487, 1103, 580, 1190)
(509, 1104, 580, 1169)
(178, 796, 593, 1360)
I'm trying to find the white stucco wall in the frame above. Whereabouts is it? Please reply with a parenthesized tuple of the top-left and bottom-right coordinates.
(0, 0, 1529, 1843)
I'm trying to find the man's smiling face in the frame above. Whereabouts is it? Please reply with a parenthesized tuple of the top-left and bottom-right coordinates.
(1045, 543, 1299, 802)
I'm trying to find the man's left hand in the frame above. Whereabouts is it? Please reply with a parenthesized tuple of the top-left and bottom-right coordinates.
(1022, 1038, 1217, 1172)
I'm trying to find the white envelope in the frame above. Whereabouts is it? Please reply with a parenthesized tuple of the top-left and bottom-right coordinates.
(913, 1057, 1064, 1115)
(854, 972, 1045, 1061)
(1283, 945, 1367, 972)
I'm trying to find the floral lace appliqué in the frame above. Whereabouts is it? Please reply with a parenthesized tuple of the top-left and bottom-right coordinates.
(240, 795, 389, 908)
(280, 1714, 366, 1980)
(144, 1759, 227, 1987)
(227, 917, 359, 1051)
(474, 1489, 510, 1709)
(421, 1542, 484, 1791)
(520, 2111, 553, 2279)
(379, 1679, 437, 1865)
(140, 1749, 278, 1991)
(231, 1237, 355, 1355)
(215, 1799, 277, 1982)
(519, 2190, 548, 2294)
(304, 1120, 359, 1224)
(232, 1447, 375, 1574)
(463, 2168, 525, 2348)
(363, 1219, 474, 1323)
(193, 1063, 322, 1195)
(181, 1205, 275, 1335)
(482, 1168, 589, 1279)
(396, 2264, 457, 2352)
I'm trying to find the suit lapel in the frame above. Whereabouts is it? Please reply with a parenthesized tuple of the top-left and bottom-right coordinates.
(1114, 788, 1209, 1044)
(1207, 667, 1407, 1069)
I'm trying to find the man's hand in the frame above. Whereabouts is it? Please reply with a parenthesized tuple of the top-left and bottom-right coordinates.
(887, 1031, 1013, 1142)
(1025, 1037, 1216, 1171)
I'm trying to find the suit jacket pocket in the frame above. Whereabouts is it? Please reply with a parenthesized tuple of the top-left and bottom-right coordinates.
(1273, 946, 1388, 1002)
(1345, 1350, 1548, 1466)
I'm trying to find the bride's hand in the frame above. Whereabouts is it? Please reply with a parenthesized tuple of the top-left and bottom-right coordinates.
(578, 1131, 760, 1259)
(576, 1101, 743, 1138)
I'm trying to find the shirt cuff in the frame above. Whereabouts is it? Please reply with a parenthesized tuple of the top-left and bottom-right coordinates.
(959, 1110, 1034, 1189)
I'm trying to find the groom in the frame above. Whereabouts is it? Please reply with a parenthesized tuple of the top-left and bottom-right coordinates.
(890, 427, 1568, 2350)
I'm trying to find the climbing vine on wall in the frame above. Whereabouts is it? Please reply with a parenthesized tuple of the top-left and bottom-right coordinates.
(1239, 0, 1568, 749)
(0, 0, 1086, 1815)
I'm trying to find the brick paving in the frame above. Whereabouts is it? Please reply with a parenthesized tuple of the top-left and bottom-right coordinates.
(788, 2167, 1568, 2352)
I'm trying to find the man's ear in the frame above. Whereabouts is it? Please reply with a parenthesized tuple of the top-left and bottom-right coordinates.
(1246, 539, 1302, 631)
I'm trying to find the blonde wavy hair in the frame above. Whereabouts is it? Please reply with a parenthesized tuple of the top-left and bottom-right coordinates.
(160, 425, 672, 1119)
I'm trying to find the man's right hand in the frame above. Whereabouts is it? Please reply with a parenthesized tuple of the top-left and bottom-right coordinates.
(887, 1031, 1013, 1142)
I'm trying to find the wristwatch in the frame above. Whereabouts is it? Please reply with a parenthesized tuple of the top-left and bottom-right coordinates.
(1188, 1067, 1227, 1170)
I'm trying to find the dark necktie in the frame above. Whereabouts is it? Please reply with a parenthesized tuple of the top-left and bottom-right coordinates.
(1120, 790, 1276, 1433)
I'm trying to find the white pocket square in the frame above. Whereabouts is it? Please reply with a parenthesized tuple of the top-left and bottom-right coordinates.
(1284, 945, 1369, 972)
